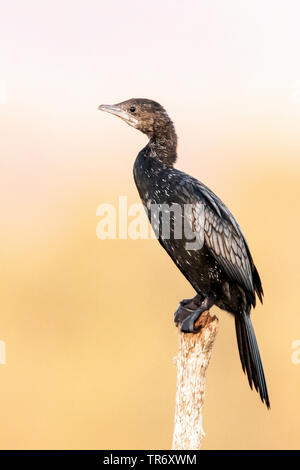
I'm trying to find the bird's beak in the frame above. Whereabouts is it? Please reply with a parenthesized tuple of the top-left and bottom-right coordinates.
(98, 104, 122, 115)
(98, 104, 138, 127)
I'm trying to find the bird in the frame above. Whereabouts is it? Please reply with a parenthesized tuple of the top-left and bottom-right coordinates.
(99, 98, 270, 408)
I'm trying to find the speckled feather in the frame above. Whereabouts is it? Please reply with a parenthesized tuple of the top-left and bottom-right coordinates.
(134, 154, 262, 310)
(100, 98, 269, 408)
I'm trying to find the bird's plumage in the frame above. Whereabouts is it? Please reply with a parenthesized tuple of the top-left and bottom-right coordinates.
(134, 150, 269, 408)
(100, 97, 270, 408)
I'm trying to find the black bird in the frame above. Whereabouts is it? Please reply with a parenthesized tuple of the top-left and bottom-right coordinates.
(99, 98, 270, 408)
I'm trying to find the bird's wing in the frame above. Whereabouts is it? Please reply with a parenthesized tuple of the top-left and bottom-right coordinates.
(186, 180, 257, 302)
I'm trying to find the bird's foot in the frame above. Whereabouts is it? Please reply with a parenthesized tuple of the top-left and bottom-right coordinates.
(174, 294, 203, 326)
(175, 294, 216, 333)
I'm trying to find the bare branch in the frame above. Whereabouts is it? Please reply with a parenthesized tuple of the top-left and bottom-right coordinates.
(172, 311, 219, 450)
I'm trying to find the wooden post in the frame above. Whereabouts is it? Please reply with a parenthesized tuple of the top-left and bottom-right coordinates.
(172, 311, 219, 450)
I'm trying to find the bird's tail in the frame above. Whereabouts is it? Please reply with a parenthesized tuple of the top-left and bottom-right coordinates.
(234, 310, 270, 408)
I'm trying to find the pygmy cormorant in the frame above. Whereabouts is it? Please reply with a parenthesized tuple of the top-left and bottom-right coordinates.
(99, 98, 270, 408)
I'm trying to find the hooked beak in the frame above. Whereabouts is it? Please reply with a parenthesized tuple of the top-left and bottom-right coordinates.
(98, 104, 138, 127)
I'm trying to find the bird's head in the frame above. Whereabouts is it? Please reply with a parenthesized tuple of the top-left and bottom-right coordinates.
(98, 98, 173, 138)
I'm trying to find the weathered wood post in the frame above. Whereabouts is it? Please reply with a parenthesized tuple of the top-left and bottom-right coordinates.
(172, 311, 219, 450)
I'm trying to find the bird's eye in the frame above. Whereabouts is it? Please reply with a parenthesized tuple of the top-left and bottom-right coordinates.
(129, 106, 136, 113)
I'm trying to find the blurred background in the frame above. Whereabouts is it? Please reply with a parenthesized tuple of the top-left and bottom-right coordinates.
(0, 0, 300, 450)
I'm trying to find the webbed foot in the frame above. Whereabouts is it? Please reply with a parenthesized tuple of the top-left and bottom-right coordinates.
(175, 294, 216, 333)
(174, 294, 203, 326)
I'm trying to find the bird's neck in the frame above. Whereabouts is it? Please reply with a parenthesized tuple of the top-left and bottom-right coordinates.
(148, 122, 177, 166)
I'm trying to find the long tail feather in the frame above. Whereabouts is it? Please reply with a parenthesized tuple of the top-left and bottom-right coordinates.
(235, 311, 270, 408)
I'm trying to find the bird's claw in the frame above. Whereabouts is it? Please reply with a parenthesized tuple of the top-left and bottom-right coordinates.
(174, 294, 214, 333)
(179, 309, 203, 333)
(174, 294, 204, 328)
(174, 300, 195, 326)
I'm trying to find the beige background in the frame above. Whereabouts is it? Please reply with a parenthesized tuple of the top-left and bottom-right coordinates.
(0, 0, 300, 449)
